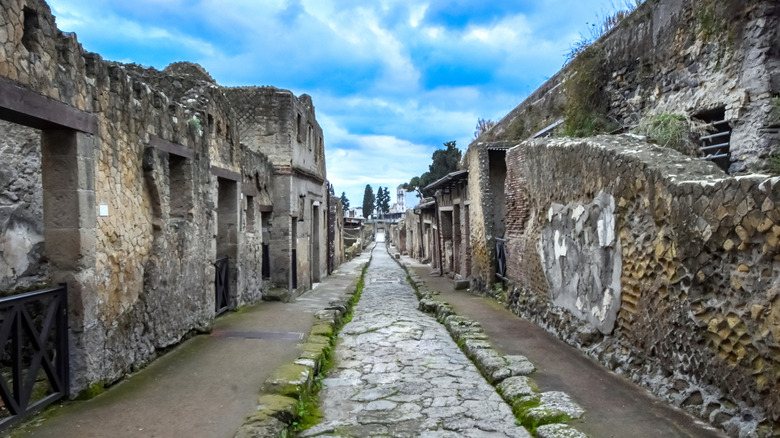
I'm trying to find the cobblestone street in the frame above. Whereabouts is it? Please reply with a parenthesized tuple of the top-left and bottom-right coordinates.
(303, 244, 530, 438)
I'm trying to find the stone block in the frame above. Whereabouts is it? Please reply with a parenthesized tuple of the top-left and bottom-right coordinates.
(263, 363, 314, 399)
(44, 227, 96, 270)
(497, 376, 537, 404)
(535, 423, 588, 438)
(454, 279, 469, 290)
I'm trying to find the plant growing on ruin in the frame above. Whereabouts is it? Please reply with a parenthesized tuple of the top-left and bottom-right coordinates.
(769, 96, 780, 127)
(187, 116, 203, 136)
(474, 118, 496, 140)
(565, 0, 644, 65)
(563, 46, 609, 138)
(633, 113, 703, 156)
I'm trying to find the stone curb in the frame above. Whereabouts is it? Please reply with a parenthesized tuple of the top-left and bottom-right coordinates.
(233, 253, 372, 438)
(390, 247, 587, 438)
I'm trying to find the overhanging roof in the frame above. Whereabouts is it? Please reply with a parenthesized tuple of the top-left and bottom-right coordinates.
(422, 169, 468, 193)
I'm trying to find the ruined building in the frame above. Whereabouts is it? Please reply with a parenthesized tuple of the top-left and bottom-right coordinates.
(0, 0, 342, 424)
(400, 0, 780, 436)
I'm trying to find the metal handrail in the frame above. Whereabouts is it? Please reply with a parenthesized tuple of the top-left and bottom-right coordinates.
(0, 284, 69, 429)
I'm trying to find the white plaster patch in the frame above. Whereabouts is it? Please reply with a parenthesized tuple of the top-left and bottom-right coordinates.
(554, 230, 567, 258)
(597, 215, 615, 247)
(591, 288, 613, 323)
(571, 205, 585, 221)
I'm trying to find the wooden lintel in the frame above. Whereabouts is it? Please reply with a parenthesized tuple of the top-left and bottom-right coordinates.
(242, 185, 258, 197)
(0, 80, 98, 134)
(150, 135, 195, 160)
(210, 166, 241, 181)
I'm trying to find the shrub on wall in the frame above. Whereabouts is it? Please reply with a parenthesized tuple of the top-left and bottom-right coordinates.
(633, 113, 708, 156)
(563, 46, 610, 138)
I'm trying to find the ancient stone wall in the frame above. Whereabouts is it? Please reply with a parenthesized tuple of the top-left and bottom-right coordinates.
(0, 120, 46, 295)
(464, 143, 513, 292)
(0, 0, 314, 394)
(481, 0, 780, 174)
(504, 135, 780, 437)
(225, 87, 329, 294)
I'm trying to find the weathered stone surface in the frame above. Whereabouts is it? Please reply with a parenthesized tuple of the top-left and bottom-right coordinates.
(535, 423, 589, 438)
(263, 363, 313, 399)
(497, 376, 536, 404)
(314, 245, 530, 437)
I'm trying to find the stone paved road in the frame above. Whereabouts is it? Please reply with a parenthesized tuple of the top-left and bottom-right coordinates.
(303, 243, 530, 438)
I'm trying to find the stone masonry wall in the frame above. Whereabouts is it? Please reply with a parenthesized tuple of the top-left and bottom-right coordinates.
(0, 120, 47, 294)
(0, 0, 274, 393)
(504, 135, 780, 437)
(481, 0, 780, 174)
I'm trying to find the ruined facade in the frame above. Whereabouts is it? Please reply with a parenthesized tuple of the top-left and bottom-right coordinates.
(502, 136, 780, 436)
(0, 0, 341, 406)
(420, 171, 472, 280)
(225, 86, 330, 294)
(458, 0, 780, 435)
(484, 0, 779, 175)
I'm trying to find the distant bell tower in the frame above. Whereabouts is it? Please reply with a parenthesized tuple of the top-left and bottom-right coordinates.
(396, 184, 406, 211)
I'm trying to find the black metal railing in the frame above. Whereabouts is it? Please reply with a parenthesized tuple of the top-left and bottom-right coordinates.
(291, 249, 298, 290)
(495, 237, 507, 281)
(215, 257, 230, 315)
(0, 285, 68, 429)
(261, 243, 270, 279)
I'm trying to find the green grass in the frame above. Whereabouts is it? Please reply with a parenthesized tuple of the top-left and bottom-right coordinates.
(563, 46, 609, 138)
(633, 113, 698, 155)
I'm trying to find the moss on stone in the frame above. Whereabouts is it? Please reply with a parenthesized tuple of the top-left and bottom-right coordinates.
(310, 323, 334, 338)
(307, 334, 331, 345)
(249, 394, 299, 424)
(522, 407, 571, 434)
(76, 381, 105, 400)
(263, 364, 313, 399)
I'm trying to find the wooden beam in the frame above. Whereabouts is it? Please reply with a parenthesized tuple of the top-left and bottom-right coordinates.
(150, 135, 196, 160)
(0, 80, 98, 134)
(210, 166, 241, 181)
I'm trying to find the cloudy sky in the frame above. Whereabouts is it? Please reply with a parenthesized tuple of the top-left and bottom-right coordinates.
(48, 0, 628, 206)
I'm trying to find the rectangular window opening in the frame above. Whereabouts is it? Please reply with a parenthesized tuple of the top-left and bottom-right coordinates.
(169, 154, 193, 219)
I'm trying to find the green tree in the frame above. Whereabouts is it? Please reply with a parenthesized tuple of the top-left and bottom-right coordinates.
(404, 141, 462, 196)
(362, 184, 375, 219)
(377, 186, 390, 214)
(340, 191, 350, 209)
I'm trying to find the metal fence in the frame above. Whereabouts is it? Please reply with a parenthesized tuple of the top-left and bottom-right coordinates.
(214, 257, 230, 315)
(495, 237, 507, 281)
(0, 285, 69, 429)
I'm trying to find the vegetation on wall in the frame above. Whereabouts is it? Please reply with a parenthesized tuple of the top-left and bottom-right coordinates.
(768, 96, 780, 127)
(633, 113, 707, 156)
(562, 45, 610, 138)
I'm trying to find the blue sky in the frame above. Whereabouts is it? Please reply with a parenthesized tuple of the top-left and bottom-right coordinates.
(48, 0, 630, 207)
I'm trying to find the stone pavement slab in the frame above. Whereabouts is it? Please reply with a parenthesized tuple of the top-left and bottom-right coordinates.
(306, 243, 530, 438)
(400, 254, 727, 438)
(9, 251, 370, 438)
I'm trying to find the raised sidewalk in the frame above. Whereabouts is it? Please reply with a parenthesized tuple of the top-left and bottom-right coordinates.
(10, 250, 371, 438)
(398, 253, 727, 438)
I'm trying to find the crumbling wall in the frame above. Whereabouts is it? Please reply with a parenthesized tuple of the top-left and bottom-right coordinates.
(465, 143, 513, 292)
(0, 121, 46, 295)
(504, 135, 780, 437)
(480, 0, 779, 174)
(0, 0, 267, 393)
